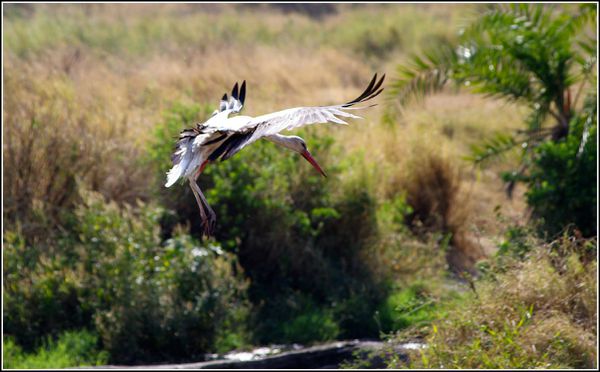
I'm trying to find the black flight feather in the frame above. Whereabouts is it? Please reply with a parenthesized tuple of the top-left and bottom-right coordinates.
(343, 73, 386, 107)
(208, 128, 257, 162)
(231, 82, 239, 100)
(203, 133, 228, 146)
(239, 80, 246, 105)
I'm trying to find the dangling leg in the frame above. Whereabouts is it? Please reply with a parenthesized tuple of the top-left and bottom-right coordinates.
(188, 178, 212, 237)
(194, 172, 216, 228)
(189, 177, 216, 237)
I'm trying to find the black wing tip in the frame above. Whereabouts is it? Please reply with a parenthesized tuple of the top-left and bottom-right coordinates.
(239, 80, 246, 105)
(231, 82, 239, 100)
(222, 93, 228, 101)
(365, 87, 384, 102)
(344, 73, 386, 107)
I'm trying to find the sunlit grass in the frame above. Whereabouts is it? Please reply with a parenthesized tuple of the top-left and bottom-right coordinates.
(3, 331, 108, 369)
(396, 237, 598, 369)
(4, 4, 474, 59)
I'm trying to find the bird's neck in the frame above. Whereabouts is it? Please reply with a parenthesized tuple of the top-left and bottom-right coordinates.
(264, 134, 300, 153)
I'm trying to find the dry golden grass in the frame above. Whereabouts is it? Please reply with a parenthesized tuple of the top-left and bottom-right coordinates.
(4, 3, 529, 267)
(2, 41, 372, 231)
(390, 237, 597, 369)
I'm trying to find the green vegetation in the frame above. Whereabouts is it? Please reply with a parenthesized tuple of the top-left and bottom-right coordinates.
(282, 305, 340, 344)
(3, 3, 596, 369)
(350, 3, 597, 369)
(3, 330, 108, 369)
(524, 93, 597, 237)
(376, 283, 440, 334)
(4, 189, 250, 364)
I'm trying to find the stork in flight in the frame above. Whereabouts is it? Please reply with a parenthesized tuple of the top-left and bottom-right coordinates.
(165, 73, 385, 237)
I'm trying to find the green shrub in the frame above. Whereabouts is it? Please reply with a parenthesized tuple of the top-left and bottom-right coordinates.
(496, 225, 536, 261)
(476, 224, 538, 279)
(524, 95, 597, 238)
(283, 310, 340, 344)
(281, 299, 340, 344)
(206, 143, 386, 343)
(72, 190, 250, 363)
(3, 226, 93, 351)
(3, 330, 108, 369)
(376, 283, 437, 334)
(3, 188, 251, 364)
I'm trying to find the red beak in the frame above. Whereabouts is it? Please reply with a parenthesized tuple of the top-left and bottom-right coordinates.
(301, 150, 327, 178)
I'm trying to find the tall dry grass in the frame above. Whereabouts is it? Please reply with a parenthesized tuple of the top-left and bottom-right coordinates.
(395, 236, 598, 369)
(4, 3, 529, 278)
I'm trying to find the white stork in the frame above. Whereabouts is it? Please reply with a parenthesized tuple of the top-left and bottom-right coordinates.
(165, 73, 385, 236)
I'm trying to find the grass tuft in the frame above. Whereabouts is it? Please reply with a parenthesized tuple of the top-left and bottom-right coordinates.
(3, 330, 108, 369)
(389, 236, 597, 369)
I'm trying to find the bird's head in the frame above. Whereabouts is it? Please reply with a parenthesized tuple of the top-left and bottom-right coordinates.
(296, 137, 327, 178)
(271, 135, 327, 178)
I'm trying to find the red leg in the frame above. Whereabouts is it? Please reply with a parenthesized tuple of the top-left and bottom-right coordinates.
(195, 160, 209, 179)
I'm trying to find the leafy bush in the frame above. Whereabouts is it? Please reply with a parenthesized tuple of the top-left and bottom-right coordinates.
(73, 190, 250, 363)
(3, 225, 93, 351)
(280, 297, 340, 344)
(3, 189, 250, 364)
(3, 330, 108, 369)
(523, 94, 597, 238)
(283, 311, 340, 344)
(476, 224, 538, 279)
(496, 224, 536, 261)
(206, 138, 386, 343)
(376, 283, 437, 334)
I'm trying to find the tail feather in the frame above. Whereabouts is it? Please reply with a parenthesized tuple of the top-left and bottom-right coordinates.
(165, 162, 185, 187)
(165, 130, 197, 187)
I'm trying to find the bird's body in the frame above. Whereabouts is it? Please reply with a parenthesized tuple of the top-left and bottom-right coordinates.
(166, 74, 385, 236)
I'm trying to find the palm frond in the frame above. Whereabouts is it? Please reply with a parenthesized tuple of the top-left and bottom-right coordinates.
(386, 41, 457, 114)
(560, 3, 597, 38)
(465, 132, 519, 166)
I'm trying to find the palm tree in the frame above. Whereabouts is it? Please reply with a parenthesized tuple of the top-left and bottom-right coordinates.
(389, 3, 596, 192)
(388, 4, 597, 236)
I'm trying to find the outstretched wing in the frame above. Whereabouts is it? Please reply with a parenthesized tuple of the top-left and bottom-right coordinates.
(248, 73, 384, 135)
(210, 73, 385, 160)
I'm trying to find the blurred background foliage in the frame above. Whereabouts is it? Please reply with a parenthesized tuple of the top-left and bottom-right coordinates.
(3, 3, 597, 369)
